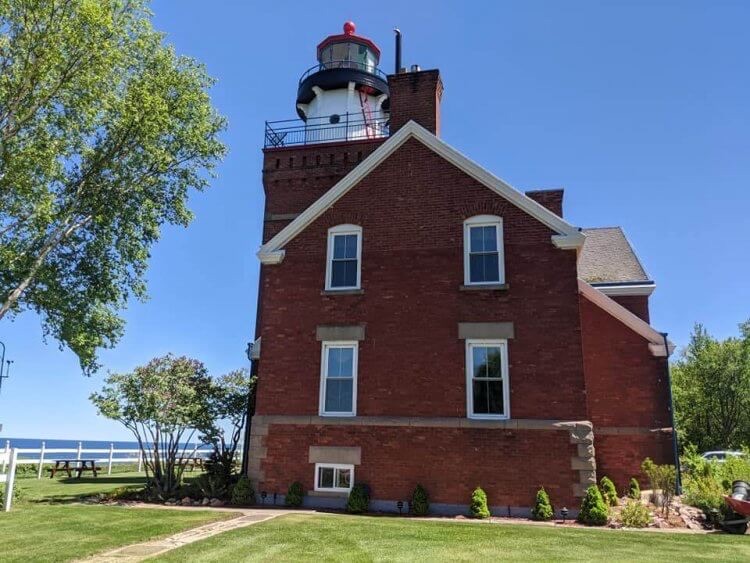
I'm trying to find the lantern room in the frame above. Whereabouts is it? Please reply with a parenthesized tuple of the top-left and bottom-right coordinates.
(295, 22, 390, 142)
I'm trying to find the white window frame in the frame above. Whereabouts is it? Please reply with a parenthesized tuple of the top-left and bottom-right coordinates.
(319, 341, 358, 417)
(325, 224, 362, 291)
(465, 339, 510, 420)
(314, 463, 355, 492)
(463, 215, 504, 286)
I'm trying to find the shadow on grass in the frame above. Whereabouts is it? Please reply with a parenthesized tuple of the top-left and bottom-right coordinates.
(24, 474, 148, 505)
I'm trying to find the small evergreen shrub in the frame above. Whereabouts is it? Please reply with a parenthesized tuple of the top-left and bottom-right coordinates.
(578, 485, 608, 526)
(641, 458, 676, 516)
(619, 500, 652, 528)
(411, 484, 430, 516)
(285, 481, 304, 507)
(470, 486, 491, 519)
(531, 487, 554, 521)
(346, 483, 370, 514)
(627, 477, 641, 500)
(599, 476, 618, 506)
(230, 476, 254, 505)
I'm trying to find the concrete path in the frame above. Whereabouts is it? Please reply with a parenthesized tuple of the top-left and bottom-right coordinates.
(86, 507, 295, 562)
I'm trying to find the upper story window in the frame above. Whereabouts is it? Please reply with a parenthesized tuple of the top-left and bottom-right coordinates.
(319, 341, 358, 416)
(326, 225, 362, 291)
(466, 339, 509, 419)
(463, 216, 504, 285)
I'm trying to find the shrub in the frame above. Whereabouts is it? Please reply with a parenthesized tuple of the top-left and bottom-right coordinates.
(531, 487, 554, 521)
(628, 477, 641, 500)
(599, 476, 618, 506)
(470, 487, 491, 519)
(346, 483, 370, 514)
(411, 484, 429, 516)
(230, 476, 254, 506)
(641, 458, 676, 516)
(577, 485, 608, 526)
(682, 472, 726, 516)
(285, 481, 304, 508)
(619, 500, 652, 528)
(195, 473, 229, 500)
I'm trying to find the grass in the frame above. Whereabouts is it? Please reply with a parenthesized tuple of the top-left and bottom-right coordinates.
(0, 472, 232, 562)
(153, 513, 750, 563)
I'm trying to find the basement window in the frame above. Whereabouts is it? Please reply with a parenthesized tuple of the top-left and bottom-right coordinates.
(326, 224, 362, 290)
(314, 463, 354, 492)
(463, 216, 504, 285)
(466, 339, 510, 419)
(319, 341, 358, 416)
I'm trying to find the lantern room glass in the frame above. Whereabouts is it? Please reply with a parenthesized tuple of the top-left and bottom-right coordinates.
(319, 42, 378, 73)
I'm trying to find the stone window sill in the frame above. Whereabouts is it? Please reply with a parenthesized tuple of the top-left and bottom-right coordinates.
(321, 289, 364, 296)
(307, 490, 349, 498)
(459, 283, 509, 291)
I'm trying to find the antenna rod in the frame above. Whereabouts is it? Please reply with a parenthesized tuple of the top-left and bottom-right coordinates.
(394, 28, 402, 74)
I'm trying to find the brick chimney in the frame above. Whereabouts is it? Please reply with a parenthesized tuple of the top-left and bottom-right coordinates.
(388, 69, 443, 136)
(525, 189, 564, 217)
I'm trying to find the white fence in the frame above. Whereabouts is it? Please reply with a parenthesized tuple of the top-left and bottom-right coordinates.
(1, 448, 18, 511)
(0, 440, 213, 479)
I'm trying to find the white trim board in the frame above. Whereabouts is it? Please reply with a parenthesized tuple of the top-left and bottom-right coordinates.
(592, 283, 656, 297)
(257, 120, 585, 264)
(578, 279, 674, 357)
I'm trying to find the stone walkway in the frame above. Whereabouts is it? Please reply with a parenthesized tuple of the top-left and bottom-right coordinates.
(86, 507, 296, 562)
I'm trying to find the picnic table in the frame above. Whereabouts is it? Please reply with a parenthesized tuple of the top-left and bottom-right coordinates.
(177, 457, 205, 472)
(48, 459, 101, 479)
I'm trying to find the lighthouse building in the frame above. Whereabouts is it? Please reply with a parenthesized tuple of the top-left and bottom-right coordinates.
(247, 22, 675, 515)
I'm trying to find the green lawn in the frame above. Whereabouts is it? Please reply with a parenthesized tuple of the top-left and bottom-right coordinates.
(153, 513, 750, 563)
(0, 472, 232, 563)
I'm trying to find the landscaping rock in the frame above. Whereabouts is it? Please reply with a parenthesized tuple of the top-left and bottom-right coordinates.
(201, 497, 210, 506)
(181, 496, 192, 506)
(209, 498, 225, 507)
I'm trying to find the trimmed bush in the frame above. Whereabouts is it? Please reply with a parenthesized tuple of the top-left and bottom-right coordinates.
(230, 476, 254, 506)
(619, 500, 652, 528)
(599, 476, 618, 506)
(578, 484, 608, 526)
(411, 484, 430, 516)
(531, 487, 554, 521)
(285, 481, 304, 507)
(470, 487, 491, 519)
(628, 477, 641, 500)
(347, 483, 370, 514)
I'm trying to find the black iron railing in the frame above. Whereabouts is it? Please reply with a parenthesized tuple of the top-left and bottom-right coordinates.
(298, 60, 388, 85)
(264, 113, 389, 148)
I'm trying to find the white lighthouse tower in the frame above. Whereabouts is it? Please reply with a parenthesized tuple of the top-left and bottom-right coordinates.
(296, 21, 390, 142)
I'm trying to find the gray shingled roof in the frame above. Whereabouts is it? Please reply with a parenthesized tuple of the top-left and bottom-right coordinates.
(578, 227, 651, 284)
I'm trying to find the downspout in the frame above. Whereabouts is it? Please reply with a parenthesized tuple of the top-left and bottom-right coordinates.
(662, 332, 682, 495)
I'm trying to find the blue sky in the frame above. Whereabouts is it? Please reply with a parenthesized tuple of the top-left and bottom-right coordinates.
(1, 0, 748, 441)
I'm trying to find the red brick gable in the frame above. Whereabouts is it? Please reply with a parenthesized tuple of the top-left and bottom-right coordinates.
(256, 136, 587, 421)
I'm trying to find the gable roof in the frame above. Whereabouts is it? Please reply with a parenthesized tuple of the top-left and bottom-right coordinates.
(257, 121, 585, 264)
(578, 279, 674, 357)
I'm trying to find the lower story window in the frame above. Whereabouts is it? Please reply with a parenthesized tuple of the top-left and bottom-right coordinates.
(314, 463, 354, 492)
(466, 339, 509, 419)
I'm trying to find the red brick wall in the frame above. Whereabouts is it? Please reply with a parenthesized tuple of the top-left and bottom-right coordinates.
(611, 295, 650, 323)
(255, 138, 587, 420)
(260, 423, 579, 509)
(595, 433, 674, 492)
(579, 296, 674, 488)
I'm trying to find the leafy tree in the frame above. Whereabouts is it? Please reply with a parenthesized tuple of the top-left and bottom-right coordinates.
(200, 369, 256, 484)
(672, 321, 750, 451)
(285, 481, 304, 508)
(577, 485, 608, 526)
(531, 487, 554, 521)
(628, 477, 641, 500)
(470, 486, 490, 519)
(411, 484, 430, 516)
(599, 476, 618, 506)
(346, 483, 370, 514)
(90, 354, 214, 498)
(0, 0, 226, 373)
